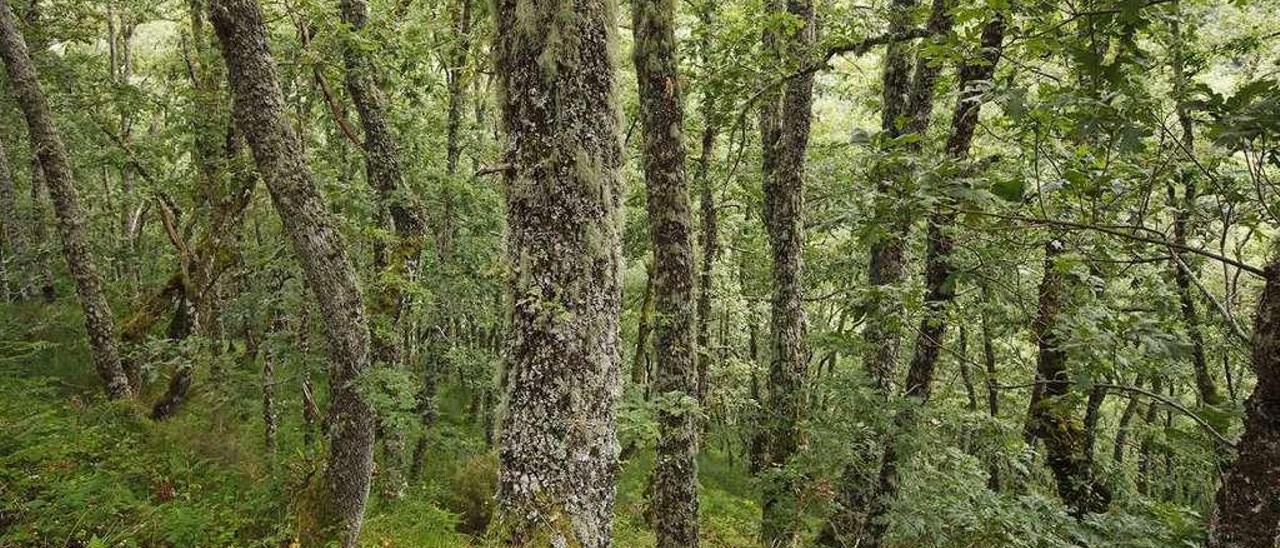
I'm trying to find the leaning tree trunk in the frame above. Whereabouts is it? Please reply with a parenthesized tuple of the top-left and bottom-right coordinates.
(1025, 240, 1112, 517)
(1208, 263, 1280, 547)
(631, 0, 699, 541)
(0, 0, 131, 399)
(337, 0, 428, 500)
(207, 0, 374, 544)
(758, 0, 815, 544)
(492, 0, 624, 543)
(857, 15, 1006, 547)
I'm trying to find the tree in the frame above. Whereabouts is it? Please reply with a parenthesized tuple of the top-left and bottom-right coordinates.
(631, 0, 699, 541)
(207, 0, 375, 543)
(758, 0, 815, 542)
(492, 0, 624, 543)
(0, 0, 131, 399)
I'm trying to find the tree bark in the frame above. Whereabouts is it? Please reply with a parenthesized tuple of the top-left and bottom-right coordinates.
(337, 0, 428, 500)
(493, 0, 624, 542)
(631, 0, 700, 540)
(1209, 264, 1280, 547)
(758, 0, 815, 543)
(694, 121, 717, 404)
(0, 0, 131, 399)
(208, 0, 374, 544)
(0, 134, 27, 301)
(1025, 240, 1111, 516)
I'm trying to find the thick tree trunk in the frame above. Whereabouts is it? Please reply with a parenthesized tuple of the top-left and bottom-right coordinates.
(1209, 264, 1280, 547)
(208, 0, 374, 544)
(0, 0, 131, 399)
(1025, 240, 1111, 516)
(631, 0, 699, 540)
(493, 0, 624, 542)
(758, 0, 814, 543)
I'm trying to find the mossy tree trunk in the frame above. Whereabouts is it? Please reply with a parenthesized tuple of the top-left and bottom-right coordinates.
(1025, 240, 1112, 516)
(1209, 263, 1280, 547)
(0, 0, 132, 400)
(492, 0, 624, 543)
(208, 0, 374, 544)
(631, 0, 699, 541)
(758, 0, 815, 543)
(337, 0, 428, 500)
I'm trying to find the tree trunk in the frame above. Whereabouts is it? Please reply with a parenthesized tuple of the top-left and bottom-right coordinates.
(1025, 240, 1111, 516)
(208, 0, 374, 544)
(631, 0, 699, 540)
(982, 300, 1001, 489)
(0, 135, 26, 301)
(493, 0, 624, 542)
(1208, 264, 1280, 547)
(0, 0, 131, 399)
(633, 260, 656, 386)
(337, 0, 428, 501)
(1112, 375, 1143, 465)
(758, 0, 814, 543)
(29, 157, 54, 301)
(694, 121, 717, 404)
(1137, 375, 1163, 496)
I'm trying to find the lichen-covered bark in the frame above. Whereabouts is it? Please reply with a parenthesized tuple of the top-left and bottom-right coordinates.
(1209, 264, 1280, 547)
(338, 0, 428, 500)
(207, 0, 374, 544)
(0, 0, 131, 400)
(1025, 240, 1111, 517)
(493, 0, 624, 543)
(759, 0, 814, 543)
(631, 0, 699, 541)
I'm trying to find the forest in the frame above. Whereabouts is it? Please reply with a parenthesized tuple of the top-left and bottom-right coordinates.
(0, 0, 1277, 544)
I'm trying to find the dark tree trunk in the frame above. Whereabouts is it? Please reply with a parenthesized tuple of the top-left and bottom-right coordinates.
(982, 302, 1001, 489)
(493, 0, 624, 542)
(337, 0, 427, 501)
(826, 13, 1005, 547)
(29, 157, 54, 302)
(0, 135, 30, 301)
(695, 122, 717, 404)
(1209, 264, 1280, 547)
(631, 0, 700, 540)
(758, 0, 814, 543)
(1112, 376, 1143, 465)
(1025, 240, 1111, 517)
(633, 260, 656, 386)
(0, 0, 131, 399)
(1137, 375, 1163, 495)
(208, 0, 375, 544)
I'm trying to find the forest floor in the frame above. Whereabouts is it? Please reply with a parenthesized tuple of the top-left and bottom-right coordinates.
(0, 303, 761, 547)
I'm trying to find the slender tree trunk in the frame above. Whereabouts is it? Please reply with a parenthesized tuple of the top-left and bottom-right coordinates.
(1137, 375, 1163, 495)
(695, 122, 717, 403)
(493, 0, 624, 542)
(982, 301, 1001, 489)
(958, 326, 978, 411)
(337, 0, 427, 501)
(1082, 385, 1107, 464)
(0, 0, 131, 399)
(631, 0, 699, 540)
(1025, 240, 1111, 516)
(208, 0, 374, 544)
(633, 260, 656, 386)
(29, 157, 54, 301)
(1209, 264, 1280, 547)
(1112, 376, 1143, 465)
(1167, 10, 1222, 407)
(0, 135, 27, 301)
